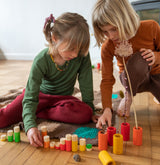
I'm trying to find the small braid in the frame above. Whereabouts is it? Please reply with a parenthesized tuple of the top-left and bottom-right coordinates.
(43, 14, 55, 44)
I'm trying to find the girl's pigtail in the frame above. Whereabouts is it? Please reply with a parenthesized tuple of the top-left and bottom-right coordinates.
(43, 14, 55, 44)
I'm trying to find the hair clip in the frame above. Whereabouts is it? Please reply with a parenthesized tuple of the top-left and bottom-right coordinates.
(44, 14, 55, 29)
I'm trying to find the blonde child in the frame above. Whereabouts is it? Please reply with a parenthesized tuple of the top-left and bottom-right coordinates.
(0, 12, 96, 147)
(92, 0, 160, 129)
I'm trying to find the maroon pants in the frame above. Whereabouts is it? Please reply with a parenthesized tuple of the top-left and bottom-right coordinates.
(0, 90, 93, 128)
(120, 51, 160, 102)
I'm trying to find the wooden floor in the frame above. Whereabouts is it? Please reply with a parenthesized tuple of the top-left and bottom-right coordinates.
(0, 60, 160, 165)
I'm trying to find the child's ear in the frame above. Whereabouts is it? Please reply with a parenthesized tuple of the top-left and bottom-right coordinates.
(52, 35, 57, 43)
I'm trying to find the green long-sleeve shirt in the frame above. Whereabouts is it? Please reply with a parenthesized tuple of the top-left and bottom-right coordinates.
(22, 48, 94, 132)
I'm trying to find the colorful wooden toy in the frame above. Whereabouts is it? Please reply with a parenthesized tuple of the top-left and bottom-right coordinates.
(14, 126, 20, 142)
(60, 138, 66, 151)
(98, 130, 108, 151)
(113, 134, 123, 155)
(0, 134, 7, 141)
(79, 138, 86, 151)
(65, 134, 72, 151)
(112, 94, 118, 99)
(72, 134, 78, 152)
(92, 65, 95, 69)
(121, 122, 130, 141)
(41, 126, 47, 140)
(86, 144, 92, 151)
(55, 142, 60, 149)
(7, 130, 13, 142)
(133, 126, 143, 146)
(99, 150, 116, 165)
(107, 126, 116, 146)
(50, 141, 55, 149)
(119, 90, 124, 98)
(43, 135, 50, 148)
(97, 63, 100, 70)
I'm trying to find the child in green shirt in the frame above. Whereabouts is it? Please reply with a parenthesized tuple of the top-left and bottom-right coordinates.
(0, 12, 97, 147)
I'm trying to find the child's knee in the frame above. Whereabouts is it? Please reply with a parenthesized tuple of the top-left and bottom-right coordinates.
(127, 51, 150, 76)
(78, 103, 93, 123)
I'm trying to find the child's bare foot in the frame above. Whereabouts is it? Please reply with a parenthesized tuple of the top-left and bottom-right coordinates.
(117, 92, 132, 117)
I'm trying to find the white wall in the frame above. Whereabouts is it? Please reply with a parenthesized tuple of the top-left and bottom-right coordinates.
(0, 0, 101, 65)
(0, 0, 135, 65)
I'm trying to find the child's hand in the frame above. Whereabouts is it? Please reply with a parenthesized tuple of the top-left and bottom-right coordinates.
(91, 115, 99, 123)
(96, 107, 112, 129)
(27, 127, 43, 147)
(140, 48, 155, 66)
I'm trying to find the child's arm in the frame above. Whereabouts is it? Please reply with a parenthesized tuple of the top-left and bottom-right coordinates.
(152, 21, 160, 65)
(22, 57, 45, 133)
(96, 107, 112, 129)
(100, 41, 115, 111)
(22, 52, 49, 147)
(98, 41, 115, 128)
(140, 21, 160, 67)
(22, 50, 48, 140)
(77, 53, 95, 113)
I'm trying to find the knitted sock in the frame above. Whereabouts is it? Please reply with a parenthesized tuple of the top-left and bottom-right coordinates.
(117, 92, 132, 117)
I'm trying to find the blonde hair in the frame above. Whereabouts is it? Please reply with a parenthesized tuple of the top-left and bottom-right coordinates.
(43, 12, 90, 56)
(92, 0, 140, 47)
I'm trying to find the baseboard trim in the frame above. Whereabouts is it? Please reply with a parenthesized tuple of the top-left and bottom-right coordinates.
(0, 53, 35, 60)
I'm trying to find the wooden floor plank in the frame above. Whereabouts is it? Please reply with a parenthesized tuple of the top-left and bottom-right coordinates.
(0, 140, 16, 160)
(38, 149, 64, 165)
(111, 154, 152, 165)
(0, 142, 28, 165)
(49, 151, 72, 165)
(11, 145, 37, 165)
(23, 148, 49, 165)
